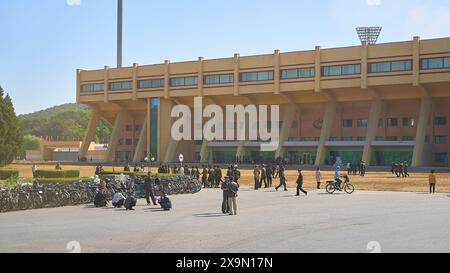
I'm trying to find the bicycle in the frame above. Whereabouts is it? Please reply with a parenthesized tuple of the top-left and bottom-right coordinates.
(326, 176, 355, 194)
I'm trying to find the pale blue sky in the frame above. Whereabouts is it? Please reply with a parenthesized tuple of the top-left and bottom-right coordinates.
(1, 0, 450, 114)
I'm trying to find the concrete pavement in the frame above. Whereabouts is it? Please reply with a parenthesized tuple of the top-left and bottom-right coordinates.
(0, 188, 449, 253)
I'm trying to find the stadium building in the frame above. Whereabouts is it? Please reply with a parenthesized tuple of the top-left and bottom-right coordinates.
(77, 37, 450, 167)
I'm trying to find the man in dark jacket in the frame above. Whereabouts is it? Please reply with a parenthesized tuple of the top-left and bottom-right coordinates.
(158, 191, 172, 211)
(275, 166, 288, 191)
(266, 165, 273, 188)
(221, 177, 231, 214)
(260, 164, 268, 188)
(144, 172, 157, 205)
(124, 191, 137, 210)
(296, 169, 308, 196)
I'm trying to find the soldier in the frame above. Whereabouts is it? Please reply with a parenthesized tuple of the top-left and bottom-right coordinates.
(253, 165, 260, 190)
(260, 164, 268, 188)
(208, 166, 214, 188)
(266, 164, 273, 188)
(232, 165, 241, 185)
(215, 166, 223, 188)
(275, 165, 288, 191)
(195, 167, 200, 180)
(201, 166, 208, 188)
(144, 172, 157, 206)
(274, 164, 280, 178)
(403, 162, 410, 177)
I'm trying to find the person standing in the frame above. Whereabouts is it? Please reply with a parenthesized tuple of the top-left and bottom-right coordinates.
(227, 177, 239, 216)
(233, 165, 241, 186)
(266, 164, 273, 188)
(346, 162, 351, 175)
(275, 166, 288, 191)
(215, 166, 223, 188)
(403, 162, 410, 177)
(144, 172, 157, 206)
(253, 165, 260, 190)
(32, 164, 38, 176)
(260, 164, 267, 188)
(296, 169, 308, 196)
(201, 166, 208, 188)
(429, 170, 437, 194)
(315, 167, 322, 189)
(221, 177, 231, 214)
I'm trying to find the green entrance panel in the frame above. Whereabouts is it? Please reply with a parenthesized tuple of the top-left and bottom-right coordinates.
(371, 151, 413, 166)
(212, 151, 237, 164)
(326, 151, 363, 165)
(284, 151, 317, 165)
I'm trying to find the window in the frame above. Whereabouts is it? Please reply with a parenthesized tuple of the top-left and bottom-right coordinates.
(125, 139, 132, 145)
(280, 68, 315, 79)
(435, 116, 447, 126)
(386, 136, 399, 141)
(170, 76, 198, 87)
(126, 125, 133, 132)
(240, 71, 274, 82)
(118, 139, 124, 145)
(342, 119, 353, 128)
(138, 79, 164, 89)
(357, 119, 368, 127)
(386, 118, 398, 127)
(204, 74, 234, 85)
(402, 136, 415, 141)
(370, 60, 412, 73)
(81, 83, 104, 93)
(279, 121, 283, 129)
(356, 136, 366, 141)
(422, 57, 450, 70)
(291, 120, 299, 129)
(322, 64, 361, 76)
(375, 136, 384, 141)
(135, 125, 141, 132)
(402, 118, 415, 127)
(329, 137, 340, 141)
(378, 118, 384, 127)
(133, 139, 139, 145)
(434, 136, 447, 144)
(110, 81, 132, 91)
(341, 137, 353, 141)
(435, 152, 447, 163)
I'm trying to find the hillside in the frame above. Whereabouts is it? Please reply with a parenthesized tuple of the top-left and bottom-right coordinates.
(19, 103, 111, 143)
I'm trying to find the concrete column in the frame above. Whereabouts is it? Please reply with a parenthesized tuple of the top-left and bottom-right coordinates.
(275, 104, 298, 159)
(315, 100, 336, 166)
(132, 114, 147, 163)
(200, 140, 210, 163)
(105, 108, 129, 162)
(164, 60, 170, 99)
(361, 42, 369, 89)
(103, 66, 109, 103)
(413, 36, 421, 86)
(233, 53, 240, 96)
(78, 109, 101, 160)
(314, 46, 321, 92)
(274, 49, 280, 95)
(146, 98, 151, 160)
(132, 63, 138, 100)
(236, 141, 246, 162)
(412, 95, 432, 167)
(362, 97, 382, 164)
(158, 98, 175, 162)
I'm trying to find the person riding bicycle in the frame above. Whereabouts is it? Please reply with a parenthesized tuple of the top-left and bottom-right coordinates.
(334, 175, 350, 191)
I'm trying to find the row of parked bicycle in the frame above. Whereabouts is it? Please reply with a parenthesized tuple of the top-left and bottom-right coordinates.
(0, 175, 202, 213)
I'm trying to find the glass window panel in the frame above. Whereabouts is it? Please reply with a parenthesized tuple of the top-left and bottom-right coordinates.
(324, 66, 341, 76)
(241, 72, 258, 82)
(258, 71, 273, 81)
(342, 64, 360, 75)
(391, 61, 412, 71)
(387, 118, 398, 127)
(184, 77, 197, 86)
(357, 119, 368, 127)
(299, 68, 314, 78)
(435, 116, 447, 126)
(371, 62, 390, 73)
(282, 69, 298, 79)
(220, 74, 233, 83)
(444, 58, 450, 68)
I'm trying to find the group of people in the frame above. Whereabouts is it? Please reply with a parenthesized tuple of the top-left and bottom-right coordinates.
(94, 171, 172, 211)
(200, 165, 241, 189)
(345, 160, 367, 176)
(391, 162, 410, 178)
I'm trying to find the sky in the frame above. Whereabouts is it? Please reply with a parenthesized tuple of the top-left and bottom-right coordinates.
(1, 0, 450, 115)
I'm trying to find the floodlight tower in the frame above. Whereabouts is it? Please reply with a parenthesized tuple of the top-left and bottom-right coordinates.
(356, 27, 382, 44)
(117, 0, 123, 68)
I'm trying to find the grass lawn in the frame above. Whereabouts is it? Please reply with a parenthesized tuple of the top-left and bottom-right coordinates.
(2, 163, 449, 193)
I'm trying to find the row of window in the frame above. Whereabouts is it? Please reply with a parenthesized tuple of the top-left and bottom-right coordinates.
(125, 125, 142, 132)
(80, 56, 450, 92)
(118, 138, 139, 146)
(286, 135, 447, 143)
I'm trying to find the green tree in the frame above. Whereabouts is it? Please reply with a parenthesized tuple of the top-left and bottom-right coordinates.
(0, 86, 23, 166)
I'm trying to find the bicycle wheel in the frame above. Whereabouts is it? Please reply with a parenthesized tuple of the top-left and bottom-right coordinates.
(344, 184, 355, 194)
(326, 184, 335, 194)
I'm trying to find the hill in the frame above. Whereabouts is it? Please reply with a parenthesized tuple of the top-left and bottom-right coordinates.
(19, 103, 111, 143)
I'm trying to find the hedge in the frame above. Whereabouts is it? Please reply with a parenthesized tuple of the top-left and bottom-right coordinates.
(33, 170, 80, 179)
(0, 170, 19, 180)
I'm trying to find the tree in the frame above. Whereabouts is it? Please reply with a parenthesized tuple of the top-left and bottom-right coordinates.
(0, 86, 23, 166)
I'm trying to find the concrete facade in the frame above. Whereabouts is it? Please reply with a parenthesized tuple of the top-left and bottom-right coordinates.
(77, 37, 450, 166)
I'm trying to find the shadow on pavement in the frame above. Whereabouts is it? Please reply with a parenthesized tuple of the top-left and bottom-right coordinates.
(193, 213, 229, 218)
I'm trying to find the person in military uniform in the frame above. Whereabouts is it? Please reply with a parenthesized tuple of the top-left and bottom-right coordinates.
(200, 166, 207, 187)
(260, 164, 268, 188)
(215, 166, 223, 188)
(208, 166, 214, 188)
(253, 165, 260, 190)
(266, 164, 273, 188)
(275, 165, 288, 191)
(232, 165, 241, 185)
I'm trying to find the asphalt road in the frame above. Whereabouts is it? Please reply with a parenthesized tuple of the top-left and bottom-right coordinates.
(0, 188, 449, 253)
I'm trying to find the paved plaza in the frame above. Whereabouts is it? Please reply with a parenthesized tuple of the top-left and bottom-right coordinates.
(0, 188, 449, 253)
